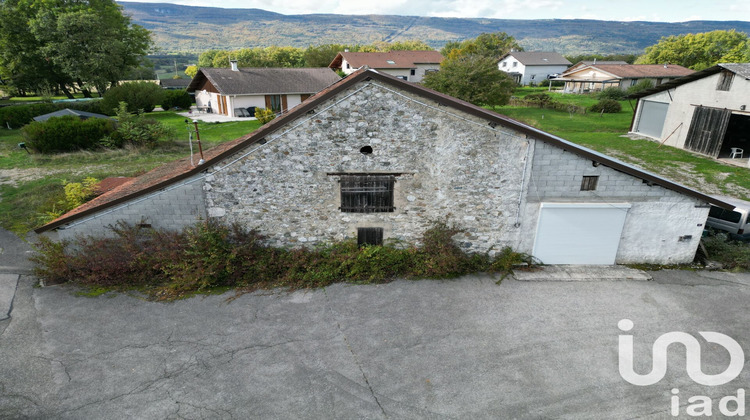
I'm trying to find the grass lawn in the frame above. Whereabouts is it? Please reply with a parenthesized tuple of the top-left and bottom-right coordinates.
(0, 111, 262, 234)
(493, 90, 750, 201)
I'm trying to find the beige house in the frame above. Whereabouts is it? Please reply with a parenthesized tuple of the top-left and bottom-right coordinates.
(329, 51, 443, 82)
(558, 63, 693, 93)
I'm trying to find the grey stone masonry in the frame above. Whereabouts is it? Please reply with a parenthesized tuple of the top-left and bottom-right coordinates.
(52, 176, 207, 241)
(204, 80, 531, 254)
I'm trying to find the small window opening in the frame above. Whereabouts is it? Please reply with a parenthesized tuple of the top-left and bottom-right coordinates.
(359, 145, 373, 155)
(339, 175, 395, 213)
(580, 176, 599, 191)
(410, 69, 416, 76)
(358, 227, 383, 246)
(717, 70, 734, 91)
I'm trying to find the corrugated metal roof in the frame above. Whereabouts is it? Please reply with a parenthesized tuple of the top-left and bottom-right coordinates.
(501, 52, 571, 66)
(331, 51, 443, 70)
(187, 67, 341, 96)
(36, 68, 735, 233)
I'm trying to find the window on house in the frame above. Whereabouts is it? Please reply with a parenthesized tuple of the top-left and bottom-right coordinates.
(630, 79, 638, 86)
(339, 175, 395, 213)
(387, 60, 396, 65)
(512, 62, 517, 67)
(357, 227, 384, 246)
(397, 76, 407, 80)
(580, 176, 599, 191)
(346, 63, 350, 69)
(501, 62, 507, 67)
(410, 69, 416, 76)
(266, 95, 282, 112)
(717, 70, 734, 91)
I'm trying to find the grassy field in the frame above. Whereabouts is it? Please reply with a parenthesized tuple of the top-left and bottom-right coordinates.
(0, 111, 261, 234)
(494, 88, 750, 201)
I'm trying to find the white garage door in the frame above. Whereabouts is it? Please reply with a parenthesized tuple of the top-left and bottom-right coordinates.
(635, 100, 669, 138)
(533, 203, 631, 265)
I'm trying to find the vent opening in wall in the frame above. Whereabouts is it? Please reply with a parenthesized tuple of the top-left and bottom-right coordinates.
(358, 227, 383, 246)
(580, 176, 599, 191)
(360, 146, 373, 155)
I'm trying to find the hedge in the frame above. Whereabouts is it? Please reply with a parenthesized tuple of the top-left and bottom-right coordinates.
(0, 100, 105, 129)
(21, 116, 115, 153)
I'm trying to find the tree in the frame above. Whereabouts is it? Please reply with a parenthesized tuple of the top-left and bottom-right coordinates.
(101, 81, 164, 114)
(422, 55, 514, 107)
(441, 32, 522, 60)
(185, 65, 198, 79)
(636, 30, 750, 70)
(0, 0, 152, 97)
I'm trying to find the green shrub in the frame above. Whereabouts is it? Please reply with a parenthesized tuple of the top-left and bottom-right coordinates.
(161, 90, 192, 110)
(101, 81, 164, 115)
(63, 177, 100, 209)
(539, 79, 564, 87)
(589, 99, 622, 113)
(524, 93, 555, 107)
(702, 234, 750, 270)
(254, 107, 276, 124)
(21, 116, 115, 153)
(0, 100, 104, 128)
(597, 87, 626, 100)
(105, 102, 172, 148)
(626, 79, 655, 95)
(30, 219, 536, 300)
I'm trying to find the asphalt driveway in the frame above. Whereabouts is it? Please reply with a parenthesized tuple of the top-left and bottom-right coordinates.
(3, 267, 750, 419)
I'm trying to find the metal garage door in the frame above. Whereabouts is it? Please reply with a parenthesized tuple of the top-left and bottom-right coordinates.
(635, 101, 669, 138)
(533, 203, 631, 265)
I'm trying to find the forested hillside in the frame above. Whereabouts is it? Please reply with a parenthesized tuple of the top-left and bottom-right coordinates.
(119, 2, 750, 55)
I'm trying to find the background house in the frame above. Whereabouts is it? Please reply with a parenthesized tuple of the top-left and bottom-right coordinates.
(497, 51, 571, 85)
(558, 63, 693, 93)
(37, 69, 731, 265)
(187, 63, 340, 117)
(328, 50, 443, 82)
(629, 63, 750, 161)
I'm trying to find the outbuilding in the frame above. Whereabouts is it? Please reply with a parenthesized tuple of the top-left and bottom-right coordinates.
(37, 69, 732, 265)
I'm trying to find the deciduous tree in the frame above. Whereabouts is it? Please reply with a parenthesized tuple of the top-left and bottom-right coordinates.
(422, 55, 514, 107)
(636, 30, 750, 70)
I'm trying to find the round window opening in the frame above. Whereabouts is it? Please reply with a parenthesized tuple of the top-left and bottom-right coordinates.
(360, 146, 373, 155)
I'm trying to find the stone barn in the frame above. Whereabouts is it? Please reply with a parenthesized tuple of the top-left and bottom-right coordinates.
(36, 69, 732, 265)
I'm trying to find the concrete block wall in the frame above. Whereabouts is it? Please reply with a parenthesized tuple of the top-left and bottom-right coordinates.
(520, 140, 708, 263)
(52, 177, 207, 241)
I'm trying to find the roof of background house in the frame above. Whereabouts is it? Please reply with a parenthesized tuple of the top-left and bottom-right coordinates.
(186, 67, 341, 95)
(499, 51, 572, 66)
(159, 78, 191, 89)
(628, 63, 750, 99)
(32, 109, 112, 122)
(35, 68, 735, 233)
(567, 61, 629, 71)
(329, 51, 444, 70)
(563, 64, 694, 79)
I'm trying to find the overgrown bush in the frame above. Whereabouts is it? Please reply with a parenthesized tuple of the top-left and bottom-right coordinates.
(539, 79, 564, 87)
(702, 233, 750, 270)
(524, 93, 555, 107)
(254, 107, 275, 124)
(626, 79, 655, 95)
(104, 102, 173, 148)
(21, 116, 115, 153)
(597, 87, 626, 100)
(589, 98, 622, 113)
(0, 100, 104, 128)
(161, 90, 192, 110)
(31, 219, 536, 300)
(101, 81, 164, 115)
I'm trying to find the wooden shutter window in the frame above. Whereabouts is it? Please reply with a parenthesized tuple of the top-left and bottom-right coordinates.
(580, 176, 598, 191)
(340, 175, 395, 213)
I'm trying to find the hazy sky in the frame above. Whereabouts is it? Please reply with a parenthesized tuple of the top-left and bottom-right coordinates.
(119, 0, 750, 22)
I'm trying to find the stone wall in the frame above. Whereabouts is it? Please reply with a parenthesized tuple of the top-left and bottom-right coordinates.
(203, 80, 531, 254)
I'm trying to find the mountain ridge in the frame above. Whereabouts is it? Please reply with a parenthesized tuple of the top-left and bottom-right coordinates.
(118, 2, 750, 55)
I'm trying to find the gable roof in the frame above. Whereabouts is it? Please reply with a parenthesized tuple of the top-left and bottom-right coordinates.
(186, 67, 341, 96)
(159, 78, 191, 89)
(499, 52, 571, 66)
(36, 68, 735, 233)
(329, 51, 443, 70)
(628, 63, 750, 99)
(567, 60, 628, 72)
(562, 64, 693, 79)
(33, 108, 111, 122)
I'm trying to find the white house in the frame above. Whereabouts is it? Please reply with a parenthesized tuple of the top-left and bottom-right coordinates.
(497, 52, 571, 85)
(329, 51, 443, 83)
(629, 63, 750, 161)
(186, 64, 340, 118)
(37, 69, 732, 265)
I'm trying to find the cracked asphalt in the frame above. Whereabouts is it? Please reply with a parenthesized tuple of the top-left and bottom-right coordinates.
(2, 229, 750, 418)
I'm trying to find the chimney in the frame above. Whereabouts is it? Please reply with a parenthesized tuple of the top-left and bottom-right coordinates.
(230, 59, 238, 71)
